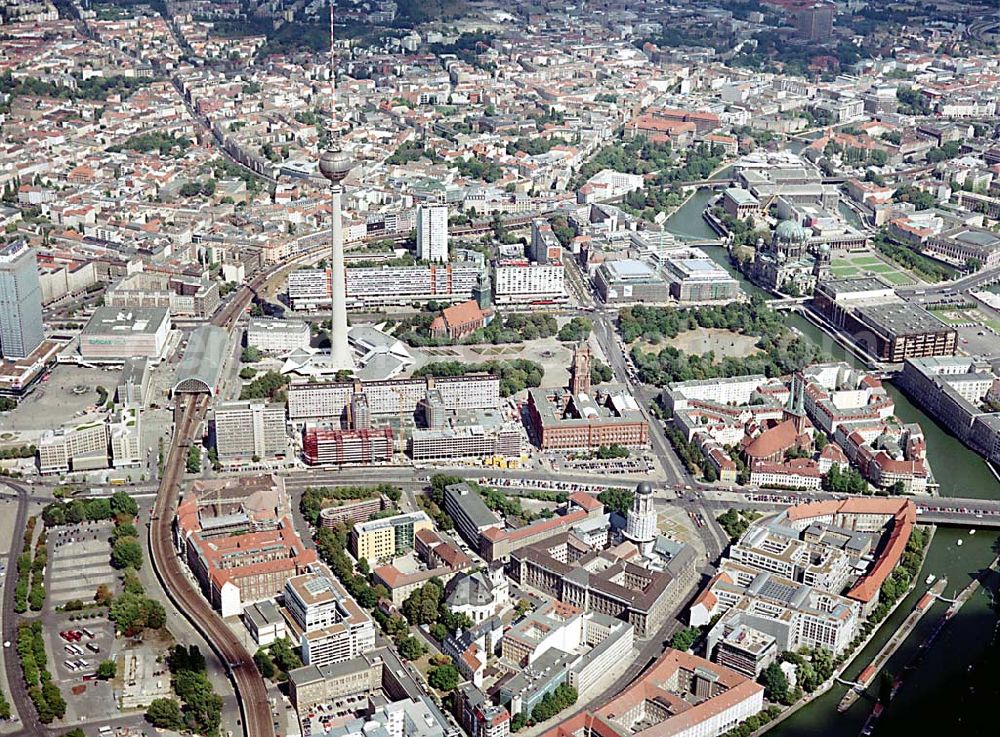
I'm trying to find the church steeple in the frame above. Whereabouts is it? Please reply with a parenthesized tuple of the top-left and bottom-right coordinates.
(783, 373, 807, 434)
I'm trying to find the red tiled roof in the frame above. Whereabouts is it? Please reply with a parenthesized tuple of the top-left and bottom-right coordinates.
(784, 499, 916, 604)
(745, 419, 799, 460)
(441, 299, 485, 328)
(569, 491, 603, 512)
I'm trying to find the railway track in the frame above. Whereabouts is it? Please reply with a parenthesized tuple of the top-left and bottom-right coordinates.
(149, 277, 275, 737)
(148, 394, 274, 737)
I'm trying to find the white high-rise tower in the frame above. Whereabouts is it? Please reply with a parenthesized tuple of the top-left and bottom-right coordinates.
(416, 204, 449, 263)
(625, 482, 657, 545)
(318, 2, 354, 371)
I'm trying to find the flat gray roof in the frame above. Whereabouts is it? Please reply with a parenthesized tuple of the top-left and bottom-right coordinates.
(724, 187, 759, 205)
(82, 306, 170, 335)
(444, 483, 500, 528)
(857, 302, 950, 338)
(952, 228, 1000, 249)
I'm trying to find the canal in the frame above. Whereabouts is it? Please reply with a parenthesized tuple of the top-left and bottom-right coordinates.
(663, 189, 1000, 736)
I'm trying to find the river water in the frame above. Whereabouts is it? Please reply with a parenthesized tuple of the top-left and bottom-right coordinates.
(663, 191, 1000, 736)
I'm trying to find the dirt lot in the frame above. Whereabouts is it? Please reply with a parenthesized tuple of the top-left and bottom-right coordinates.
(666, 327, 761, 358)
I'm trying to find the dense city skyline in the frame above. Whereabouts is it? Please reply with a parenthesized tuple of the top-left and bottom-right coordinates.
(0, 3, 997, 737)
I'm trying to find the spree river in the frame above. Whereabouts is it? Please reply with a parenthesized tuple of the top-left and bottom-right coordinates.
(663, 191, 1000, 736)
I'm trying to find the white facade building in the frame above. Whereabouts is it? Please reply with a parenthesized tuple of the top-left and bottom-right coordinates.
(493, 260, 566, 305)
(624, 482, 658, 544)
(284, 572, 376, 668)
(288, 263, 480, 309)
(247, 318, 311, 354)
(417, 204, 449, 263)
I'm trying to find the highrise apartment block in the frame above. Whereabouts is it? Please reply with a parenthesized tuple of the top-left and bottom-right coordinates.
(417, 204, 449, 263)
(213, 401, 289, 460)
(0, 241, 44, 358)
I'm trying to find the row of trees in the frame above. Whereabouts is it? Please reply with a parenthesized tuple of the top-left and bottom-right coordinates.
(108, 132, 192, 158)
(670, 626, 701, 652)
(108, 568, 167, 635)
(239, 370, 290, 401)
(822, 464, 870, 495)
(510, 683, 578, 731)
(395, 312, 559, 348)
(716, 509, 761, 543)
(631, 323, 826, 386)
(401, 578, 473, 642)
(14, 516, 37, 613)
(0, 71, 157, 102)
(430, 474, 555, 525)
(558, 317, 593, 343)
(872, 231, 954, 283)
(179, 179, 216, 198)
(18, 621, 66, 723)
(28, 530, 47, 612)
(453, 157, 503, 183)
(618, 298, 787, 345)
(110, 520, 144, 572)
(597, 487, 634, 516)
(572, 138, 675, 187)
(664, 426, 711, 479)
(713, 209, 768, 249)
(421, 475, 458, 531)
(428, 663, 461, 691)
(0, 444, 35, 459)
(719, 705, 783, 737)
(413, 359, 544, 397)
(387, 141, 442, 166)
(595, 443, 629, 459)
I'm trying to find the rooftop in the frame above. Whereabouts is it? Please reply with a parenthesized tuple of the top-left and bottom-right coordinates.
(856, 302, 951, 338)
(81, 306, 170, 335)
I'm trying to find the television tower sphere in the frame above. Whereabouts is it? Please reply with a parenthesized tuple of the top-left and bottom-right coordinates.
(319, 147, 352, 183)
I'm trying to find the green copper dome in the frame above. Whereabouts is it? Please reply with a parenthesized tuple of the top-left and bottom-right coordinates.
(774, 219, 808, 243)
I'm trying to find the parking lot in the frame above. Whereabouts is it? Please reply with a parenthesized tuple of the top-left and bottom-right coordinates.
(48, 617, 120, 725)
(48, 521, 118, 608)
(300, 693, 370, 737)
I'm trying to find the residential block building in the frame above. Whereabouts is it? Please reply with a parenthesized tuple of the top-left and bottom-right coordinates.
(213, 401, 288, 460)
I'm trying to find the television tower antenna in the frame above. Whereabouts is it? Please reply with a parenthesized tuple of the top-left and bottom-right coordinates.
(317, 0, 354, 371)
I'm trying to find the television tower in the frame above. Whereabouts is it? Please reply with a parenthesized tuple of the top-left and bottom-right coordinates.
(318, 0, 354, 371)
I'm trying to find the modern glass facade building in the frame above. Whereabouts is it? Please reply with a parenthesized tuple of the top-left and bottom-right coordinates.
(0, 241, 44, 358)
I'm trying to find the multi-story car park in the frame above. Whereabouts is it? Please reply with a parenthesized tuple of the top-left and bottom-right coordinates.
(303, 427, 395, 465)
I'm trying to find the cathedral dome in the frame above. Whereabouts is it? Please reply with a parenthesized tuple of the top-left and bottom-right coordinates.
(774, 219, 808, 244)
